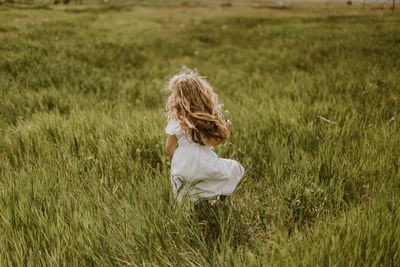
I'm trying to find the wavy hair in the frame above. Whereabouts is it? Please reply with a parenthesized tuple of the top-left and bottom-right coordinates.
(166, 68, 229, 146)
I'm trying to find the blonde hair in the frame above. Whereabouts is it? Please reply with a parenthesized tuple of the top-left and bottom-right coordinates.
(166, 68, 229, 146)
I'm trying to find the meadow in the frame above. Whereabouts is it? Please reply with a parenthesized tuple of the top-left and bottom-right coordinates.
(0, 0, 399, 265)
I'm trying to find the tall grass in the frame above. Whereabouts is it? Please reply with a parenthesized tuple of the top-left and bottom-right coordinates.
(0, 1, 399, 265)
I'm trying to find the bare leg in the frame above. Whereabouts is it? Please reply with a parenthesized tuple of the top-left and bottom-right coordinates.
(211, 195, 228, 207)
(218, 195, 227, 202)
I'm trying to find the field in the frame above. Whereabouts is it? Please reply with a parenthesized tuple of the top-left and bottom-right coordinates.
(1, 0, 400, 265)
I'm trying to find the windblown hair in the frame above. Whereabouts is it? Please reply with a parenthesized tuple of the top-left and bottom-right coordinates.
(166, 68, 229, 146)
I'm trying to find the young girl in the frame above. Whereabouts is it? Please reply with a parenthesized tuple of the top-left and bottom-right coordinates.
(165, 68, 244, 203)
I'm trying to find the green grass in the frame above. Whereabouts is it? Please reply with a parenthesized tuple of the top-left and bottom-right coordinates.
(0, 1, 400, 265)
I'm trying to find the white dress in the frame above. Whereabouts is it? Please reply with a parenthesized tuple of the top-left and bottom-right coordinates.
(166, 119, 244, 202)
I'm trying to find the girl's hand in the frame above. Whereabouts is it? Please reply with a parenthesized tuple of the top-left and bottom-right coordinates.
(209, 120, 232, 147)
(226, 120, 233, 133)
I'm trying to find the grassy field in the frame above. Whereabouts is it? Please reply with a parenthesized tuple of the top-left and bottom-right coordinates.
(1, 0, 400, 265)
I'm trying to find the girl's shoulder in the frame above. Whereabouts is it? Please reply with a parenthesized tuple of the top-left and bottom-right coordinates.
(165, 119, 185, 136)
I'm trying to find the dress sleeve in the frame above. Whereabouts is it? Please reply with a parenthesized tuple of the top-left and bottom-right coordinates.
(165, 119, 184, 135)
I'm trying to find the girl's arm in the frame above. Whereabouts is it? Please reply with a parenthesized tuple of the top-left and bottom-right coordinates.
(208, 120, 233, 147)
(166, 134, 178, 159)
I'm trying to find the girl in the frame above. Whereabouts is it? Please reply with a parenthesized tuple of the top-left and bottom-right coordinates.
(165, 68, 244, 203)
